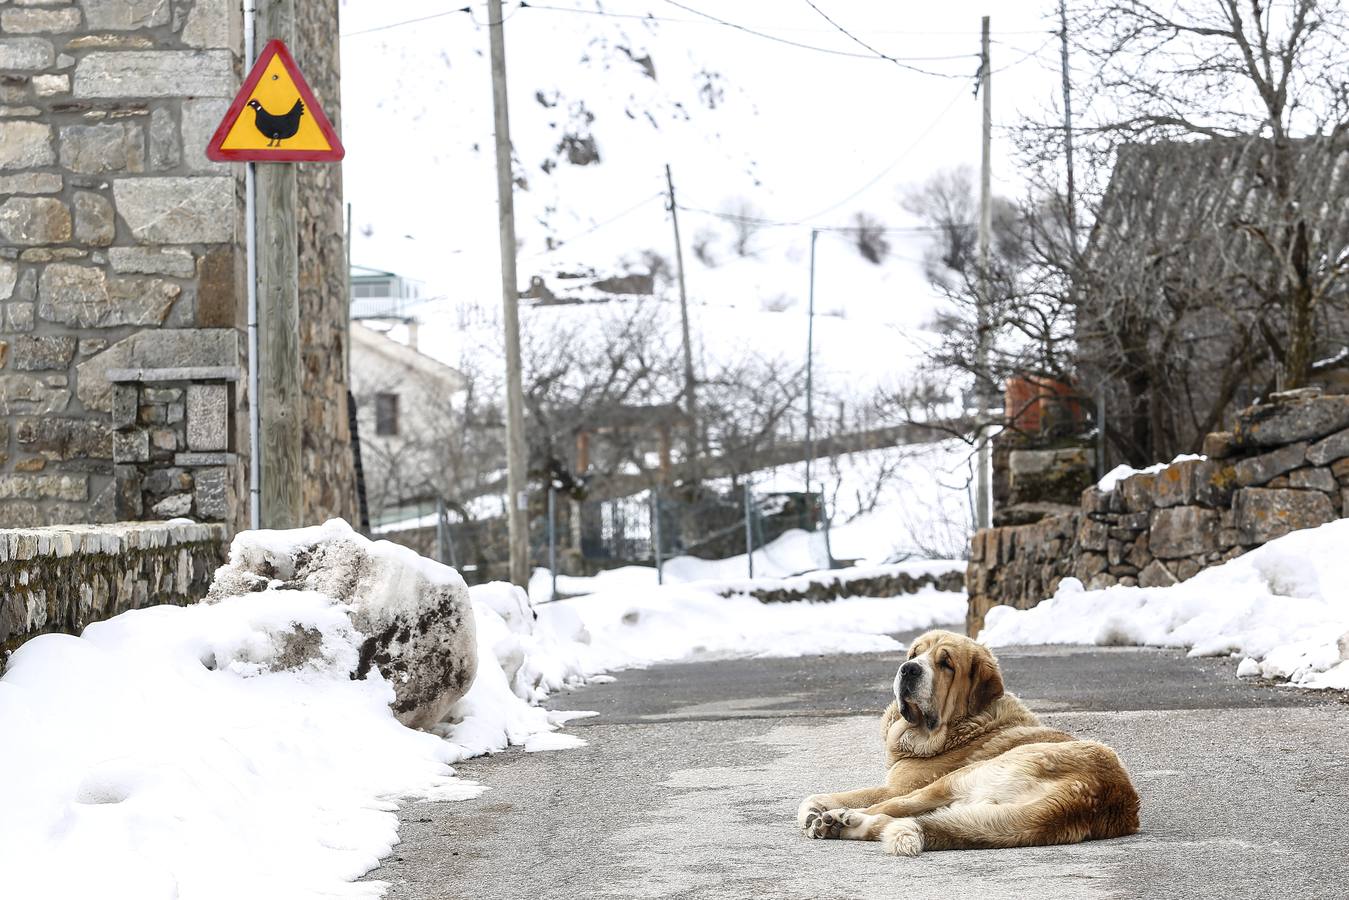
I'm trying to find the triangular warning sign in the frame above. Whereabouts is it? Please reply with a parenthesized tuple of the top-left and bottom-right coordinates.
(206, 39, 345, 162)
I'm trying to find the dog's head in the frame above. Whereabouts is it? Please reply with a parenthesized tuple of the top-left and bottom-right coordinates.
(893, 630, 1004, 733)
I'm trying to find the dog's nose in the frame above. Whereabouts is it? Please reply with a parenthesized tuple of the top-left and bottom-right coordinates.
(900, 661, 922, 683)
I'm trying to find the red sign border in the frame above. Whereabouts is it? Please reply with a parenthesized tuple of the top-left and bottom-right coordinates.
(206, 38, 346, 163)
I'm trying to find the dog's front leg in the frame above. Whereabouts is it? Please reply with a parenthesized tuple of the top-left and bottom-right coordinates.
(799, 786, 896, 838)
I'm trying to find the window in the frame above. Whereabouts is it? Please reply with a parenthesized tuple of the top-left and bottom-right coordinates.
(375, 393, 399, 436)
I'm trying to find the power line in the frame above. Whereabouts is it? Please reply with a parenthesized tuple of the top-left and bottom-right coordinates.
(799, 0, 967, 75)
(660, 0, 967, 76)
(341, 6, 472, 38)
(528, 192, 666, 257)
(677, 204, 955, 233)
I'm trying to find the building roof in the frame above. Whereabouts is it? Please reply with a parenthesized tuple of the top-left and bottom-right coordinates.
(350, 323, 466, 386)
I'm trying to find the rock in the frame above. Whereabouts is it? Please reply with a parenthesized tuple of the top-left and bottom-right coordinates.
(185, 383, 228, 451)
(73, 191, 115, 245)
(1307, 427, 1349, 466)
(1288, 467, 1337, 493)
(0, 38, 55, 71)
(208, 520, 479, 729)
(1194, 461, 1238, 508)
(1233, 488, 1336, 545)
(147, 106, 180, 170)
(78, 0, 171, 31)
(112, 429, 149, 463)
(38, 264, 178, 327)
(1175, 558, 1202, 581)
(0, 121, 55, 170)
(1077, 517, 1108, 552)
(0, 173, 62, 194)
(113, 177, 233, 243)
(1073, 552, 1107, 582)
(151, 492, 192, 518)
(181, 0, 231, 49)
(1202, 430, 1237, 459)
(0, 8, 83, 33)
(1149, 506, 1219, 559)
(1334, 458, 1349, 486)
(193, 466, 231, 520)
(0, 197, 71, 245)
(180, 97, 231, 172)
(10, 335, 76, 371)
(1138, 559, 1178, 588)
(1268, 386, 1323, 403)
(59, 122, 144, 174)
(1235, 396, 1349, 448)
(74, 50, 233, 99)
(1087, 572, 1117, 591)
(1120, 472, 1157, 513)
(1153, 458, 1208, 508)
(109, 246, 196, 278)
(1234, 442, 1307, 487)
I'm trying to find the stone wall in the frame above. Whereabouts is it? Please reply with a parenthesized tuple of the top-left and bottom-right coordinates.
(0, 519, 227, 672)
(0, 0, 355, 530)
(967, 390, 1349, 633)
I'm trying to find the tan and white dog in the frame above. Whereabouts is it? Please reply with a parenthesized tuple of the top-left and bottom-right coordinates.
(798, 630, 1140, 856)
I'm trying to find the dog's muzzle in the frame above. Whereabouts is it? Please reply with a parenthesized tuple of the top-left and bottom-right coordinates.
(895, 657, 936, 729)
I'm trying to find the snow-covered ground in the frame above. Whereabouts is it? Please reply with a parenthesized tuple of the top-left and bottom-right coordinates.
(0, 524, 964, 899)
(979, 518, 1349, 690)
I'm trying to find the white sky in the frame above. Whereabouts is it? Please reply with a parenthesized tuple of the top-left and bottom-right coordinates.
(336, 1, 1064, 350)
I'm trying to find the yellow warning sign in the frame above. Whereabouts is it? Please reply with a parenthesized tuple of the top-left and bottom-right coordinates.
(206, 39, 344, 163)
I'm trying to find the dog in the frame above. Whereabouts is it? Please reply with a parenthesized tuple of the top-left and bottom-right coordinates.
(797, 630, 1140, 856)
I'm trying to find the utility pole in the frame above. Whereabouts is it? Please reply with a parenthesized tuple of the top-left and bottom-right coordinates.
(256, 0, 302, 529)
(975, 15, 992, 531)
(488, 0, 531, 587)
(664, 164, 699, 482)
(1059, 0, 1075, 237)
(804, 228, 818, 497)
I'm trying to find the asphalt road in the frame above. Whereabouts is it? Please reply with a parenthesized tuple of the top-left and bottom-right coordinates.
(365, 628, 1349, 900)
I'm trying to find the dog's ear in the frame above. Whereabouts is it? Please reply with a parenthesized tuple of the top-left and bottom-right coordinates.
(967, 653, 1004, 716)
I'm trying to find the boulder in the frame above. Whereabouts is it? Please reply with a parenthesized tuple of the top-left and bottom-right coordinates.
(207, 519, 478, 730)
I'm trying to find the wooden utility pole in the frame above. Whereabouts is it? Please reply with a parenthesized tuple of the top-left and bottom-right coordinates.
(664, 164, 699, 481)
(1059, 0, 1076, 236)
(488, 0, 531, 587)
(256, 0, 303, 529)
(975, 15, 992, 531)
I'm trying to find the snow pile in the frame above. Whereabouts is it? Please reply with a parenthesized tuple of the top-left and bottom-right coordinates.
(0, 591, 479, 900)
(1097, 453, 1206, 492)
(979, 518, 1349, 689)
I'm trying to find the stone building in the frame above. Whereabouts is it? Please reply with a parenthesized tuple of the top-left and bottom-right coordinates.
(0, 0, 355, 531)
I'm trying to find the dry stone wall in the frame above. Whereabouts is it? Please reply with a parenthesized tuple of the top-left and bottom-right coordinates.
(0, 519, 226, 672)
(967, 390, 1349, 633)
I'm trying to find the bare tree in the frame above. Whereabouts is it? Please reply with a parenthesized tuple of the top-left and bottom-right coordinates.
(851, 211, 891, 265)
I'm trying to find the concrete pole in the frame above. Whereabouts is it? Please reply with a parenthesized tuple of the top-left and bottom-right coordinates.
(976, 15, 993, 531)
(256, 0, 303, 529)
(488, 0, 531, 586)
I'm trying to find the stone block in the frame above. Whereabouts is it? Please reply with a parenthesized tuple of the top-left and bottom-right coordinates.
(0, 38, 55, 71)
(10, 335, 76, 371)
(150, 428, 177, 451)
(1194, 461, 1238, 508)
(1334, 458, 1349, 485)
(0, 374, 70, 415)
(74, 50, 233, 99)
(1073, 552, 1107, 582)
(75, 327, 237, 412)
(1235, 396, 1349, 448)
(1107, 538, 1127, 567)
(1153, 458, 1207, 508)
(112, 383, 137, 429)
(181, 0, 230, 48)
(181, 97, 230, 172)
(1138, 559, 1178, 588)
(32, 73, 69, 96)
(73, 191, 115, 245)
(78, 0, 170, 31)
(1307, 427, 1349, 466)
(1120, 472, 1157, 513)
(1234, 488, 1335, 545)
(1008, 446, 1095, 506)
(1235, 442, 1307, 487)
(0, 262, 16, 301)
(186, 382, 228, 450)
(147, 105, 179, 170)
(1127, 533, 1151, 569)
(193, 466, 231, 520)
(38, 264, 178, 327)
(152, 492, 192, 518)
(16, 415, 112, 460)
(1175, 558, 1202, 581)
(108, 246, 196, 278)
(196, 247, 236, 326)
(0, 121, 54, 169)
(5, 302, 36, 333)
(59, 122, 144, 174)
(0, 8, 82, 33)
(113, 177, 233, 244)
(1149, 506, 1219, 559)
(0, 197, 71, 245)
(0, 474, 86, 501)
(113, 464, 142, 518)
(1087, 572, 1117, 591)
(0, 173, 62, 194)
(1077, 517, 1108, 552)
(112, 428, 148, 463)
(1201, 430, 1237, 459)
(1288, 467, 1337, 493)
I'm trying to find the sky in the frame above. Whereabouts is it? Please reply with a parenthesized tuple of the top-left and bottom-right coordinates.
(336, 1, 1066, 377)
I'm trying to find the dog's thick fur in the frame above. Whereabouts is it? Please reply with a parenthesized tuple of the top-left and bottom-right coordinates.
(797, 630, 1140, 856)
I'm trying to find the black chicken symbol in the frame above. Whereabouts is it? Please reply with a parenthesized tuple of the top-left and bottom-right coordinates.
(247, 98, 305, 147)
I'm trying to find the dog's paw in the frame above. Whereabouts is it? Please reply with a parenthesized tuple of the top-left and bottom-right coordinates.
(880, 819, 924, 857)
(797, 795, 829, 833)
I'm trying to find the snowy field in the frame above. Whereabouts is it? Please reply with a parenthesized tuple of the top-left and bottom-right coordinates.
(0, 524, 963, 899)
(980, 518, 1349, 690)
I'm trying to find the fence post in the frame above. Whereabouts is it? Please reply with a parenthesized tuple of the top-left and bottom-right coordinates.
(547, 485, 558, 603)
(744, 483, 755, 579)
(435, 496, 448, 565)
(651, 486, 664, 585)
(818, 482, 836, 570)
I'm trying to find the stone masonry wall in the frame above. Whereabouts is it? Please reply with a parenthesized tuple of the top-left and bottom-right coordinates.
(0, 0, 246, 527)
(0, 519, 227, 673)
(1, 0, 356, 530)
(967, 389, 1349, 633)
